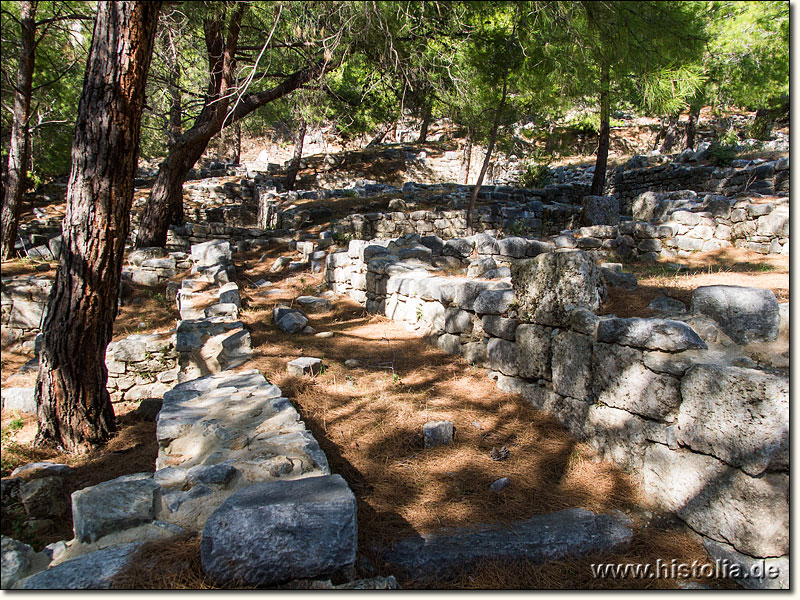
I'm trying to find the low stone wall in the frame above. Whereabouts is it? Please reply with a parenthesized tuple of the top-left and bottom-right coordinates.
(608, 157, 789, 213)
(105, 333, 178, 403)
(325, 243, 788, 585)
(1, 277, 51, 345)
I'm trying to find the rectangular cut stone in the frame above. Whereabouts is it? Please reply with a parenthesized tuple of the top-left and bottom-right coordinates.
(551, 330, 592, 400)
(592, 343, 681, 422)
(516, 324, 551, 380)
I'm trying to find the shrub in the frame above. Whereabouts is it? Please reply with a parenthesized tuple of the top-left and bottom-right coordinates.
(518, 163, 552, 188)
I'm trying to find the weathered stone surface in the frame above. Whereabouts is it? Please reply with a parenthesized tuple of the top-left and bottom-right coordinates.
(287, 357, 323, 377)
(487, 337, 519, 377)
(596, 317, 706, 352)
(191, 239, 231, 267)
(20, 542, 143, 589)
(582, 195, 619, 226)
(678, 364, 788, 476)
(642, 444, 788, 558)
(295, 296, 332, 313)
(276, 310, 308, 334)
(467, 257, 497, 278)
(72, 475, 160, 543)
(511, 251, 606, 328)
(601, 268, 637, 290)
(647, 296, 687, 317)
(551, 330, 592, 400)
(380, 508, 632, 582)
(703, 538, 789, 590)
(186, 464, 239, 487)
(489, 477, 510, 492)
(129, 247, 168, 266)
(592, 343, 682, 422)
(481, 315, 518, 341)
(10, 462, 73, 478)
(691, 285, 780, 345)
(423, 421, 454, 448)
(444, 308, 473, 334)
(473, 288, 515, 315)
(1, 387, 35, 414)
(642, 351, 698, 377)
(19, 477, 67, 519)
(201, 475, 357, 585)
(2, 536, 34, 589)
(516, 324, 551, 380)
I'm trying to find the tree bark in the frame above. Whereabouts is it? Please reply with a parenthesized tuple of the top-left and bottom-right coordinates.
(285, 118, 306, 191)
(685, 104, 700, 150)
(466, 74, 508, 235)
(417, 98, 432, 144)
(135, 9, 329, 248)
(590, 64, 610, 196)
(232, 121, 241, 164)
(461, 133, 472, 184)
(366, 121, 394, 148)
(35, 0, 161, 453)
(1, 1, 37, 260)
(659, 113, 680, 154)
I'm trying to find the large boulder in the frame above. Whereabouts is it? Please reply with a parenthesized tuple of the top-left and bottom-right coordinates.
(511, 251, 606, 328)
(20, 542, 143, 589)
(596, 317, 707, 352)
(201, 475, 357, 586)
(691, 286, 780, 345)
(2, 536, 35, 589)
(677, 364, 788, 476)
(582, 195, 619, 226)
(71, 474, 160, 543)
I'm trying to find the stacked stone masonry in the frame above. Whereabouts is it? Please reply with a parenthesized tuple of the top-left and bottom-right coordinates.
(325, 242, 788, 584)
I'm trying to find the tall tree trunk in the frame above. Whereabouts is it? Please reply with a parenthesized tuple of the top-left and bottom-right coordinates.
(659, 113, 680, 154)
(135, 40, 329, 249)
(590, 64, 610, 196)
(417, 98, 432, 144)
(35, 0, 161, 453)
(285, 118, 306, 191)
(466, 76, 508, 235)
(685, 104, 700, 150)
(1, 1, 37, 260)
(232, 121, 241, 164)
(461, 133, 472, 184)
(366, 121, 394, 147)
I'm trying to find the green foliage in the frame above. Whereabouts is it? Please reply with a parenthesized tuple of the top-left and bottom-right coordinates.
(518, 162, 552, 188)
(708, 138, 740, 166)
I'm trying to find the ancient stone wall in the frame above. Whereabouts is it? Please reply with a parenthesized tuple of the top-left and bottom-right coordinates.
(325, 242, 788, 582)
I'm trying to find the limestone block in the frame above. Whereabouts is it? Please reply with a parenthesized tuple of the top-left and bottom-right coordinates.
(596, 317, 706, 352)
(592, 343, 682, 422)
(551, 330, 592, 400)
(678, 364, 788, 475)
(487, 338, 519, 377)
(691, 285, 779, 345)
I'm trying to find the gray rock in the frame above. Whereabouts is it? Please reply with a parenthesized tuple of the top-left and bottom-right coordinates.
(512, 251, 606, 328)
(691, 285, 780, 345)
(20, 542, 143, 589)
(276, 310, 308, 334)
(2, 536, 34, 589)
(19, 477, 67, 519)
(444, 308, 473, 334)
(467, 257, 497, 278)
(186, 464, 239, 487)
(1, 387, 36, 414)
(423, 421, 454, 448)
(480, 315, 518, 341)
(333, 576, 400, 589)
(592, 343, 682, 421)
(191, 239, 232, 267)
(487, 338, 519, 377)
(270, 256, 292, 272)
(128, 247, 168, 266)
(643, 444, 788, 558)
(647, 296, 686, 317)
(703, 538, 788, 590)
(496, 236, 529, 258)
(473, 288, 515, 315)
(678, 364, 788, 476)
(515, 324, 551, 380)
(380, 508, 632, 583)
(601, 267, 637, 290)
(551, 330, 592, 400)
(582, 195, 619, 226)
(136, 398, 163, 421)
(10, 462, 73, 478)
(642, 351, 697, 377)
(295, 296, 333, 313)
(71, 475, 160, 543)
(287, 357, 323, 377)
(489, 477, 510, 491)
(201, 475, 357, 586)
(217, 282, 241, 307)
(596, 317, 706, 352)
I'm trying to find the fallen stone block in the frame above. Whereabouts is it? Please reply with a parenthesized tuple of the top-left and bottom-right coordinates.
(2, 536, 35, 589)
(71, 474, 160, 543)
(287, 357, 323, 377)
(20, 542, 143, 589)
(201, 475, 357, 586)
(596, 317, 706, 352)
(691, 285, 780, 345)
(423, 421, 454, 448)
(1, 387, 36, 414)
(379, 508, 632, 583)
